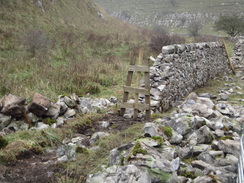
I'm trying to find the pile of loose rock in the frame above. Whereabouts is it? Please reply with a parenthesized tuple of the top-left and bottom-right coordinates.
(0, 93, 115, 134)
(86, 90, 244, 183)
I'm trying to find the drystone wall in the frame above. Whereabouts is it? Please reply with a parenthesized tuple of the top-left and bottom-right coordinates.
(146, 42, 232, 112)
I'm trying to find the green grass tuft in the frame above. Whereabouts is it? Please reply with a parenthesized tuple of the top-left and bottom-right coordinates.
(132, 142, 147, 156)
(162, 126, 173, 138)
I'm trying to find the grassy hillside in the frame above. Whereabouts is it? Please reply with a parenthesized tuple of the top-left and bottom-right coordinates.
(0, 0, 152, 100)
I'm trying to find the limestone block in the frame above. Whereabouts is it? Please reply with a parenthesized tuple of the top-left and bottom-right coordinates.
(28, 93, 51, 116)
(1, 94, 26, 117)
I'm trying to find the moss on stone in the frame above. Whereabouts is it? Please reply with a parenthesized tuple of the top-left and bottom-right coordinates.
(77, 146, 90, 154)
(43, 118, 57, 125)
(132, 142, 147, 156)
(162, 126, 173, 138)
(181, 170, 197, 179)
(151, 136, 164, 147)
(222, 125, 229, 132)
(120, 156, 125, 166)
(207, 174, 218, 183)
(148, 168, 172, 182)
(219, 136, 234, 140)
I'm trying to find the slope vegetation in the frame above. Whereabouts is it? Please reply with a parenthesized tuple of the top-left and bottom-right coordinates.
(0, 0, 150, 99)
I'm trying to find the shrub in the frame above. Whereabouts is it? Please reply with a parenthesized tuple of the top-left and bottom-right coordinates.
(214, 14, 244, 37)
(21, 29, 51, 57)
(194, 35, 220, 43)
(188, 20, 203, 37)
(84, 82, 101, 94)
(149, 27, 185, 52)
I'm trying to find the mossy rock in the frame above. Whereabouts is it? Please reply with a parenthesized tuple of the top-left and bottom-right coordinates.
(180, 169, 197, 179)
(148, 168, 172, 182)
(132, 142, 147, 156)
(219, 136, 234, 140)
(161, 126, 173, 138)
(77, 147, 89, 154)
(151, 136, 164, 147)
(43, 118, 57, 125)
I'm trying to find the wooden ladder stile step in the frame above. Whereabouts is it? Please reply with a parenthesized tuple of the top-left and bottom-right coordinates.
(120, 102, 150, 111)
(123, 86, 150, 95)
(128, 65, 149, 72)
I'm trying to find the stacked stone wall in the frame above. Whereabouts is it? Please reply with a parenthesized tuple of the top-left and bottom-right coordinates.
(148, 42, 232, 112)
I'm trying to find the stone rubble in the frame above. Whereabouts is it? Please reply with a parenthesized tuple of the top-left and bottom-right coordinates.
(86, 91, 243, 183)
(0, 93, 116, 134)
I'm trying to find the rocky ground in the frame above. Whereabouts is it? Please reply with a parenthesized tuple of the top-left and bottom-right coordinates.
(0, 38, 243, 183)
(86, 68, 244, 183)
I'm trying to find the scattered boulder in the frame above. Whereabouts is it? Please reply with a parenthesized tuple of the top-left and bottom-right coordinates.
(0, 114, 11, 130)
(0, 94, 26, 117)
(45, 102, 60, 119)
(28, 93, 51, 116)
(64, 109, 76, 118)
(180, 92, 214, 118)
(218, 140, 240, 157)
(90, 132, 110, 145)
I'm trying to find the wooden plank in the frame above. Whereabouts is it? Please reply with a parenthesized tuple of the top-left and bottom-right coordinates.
(128, 65, 149, 72)
(123, 86, 150, 95)
(134, 49, 143, 119)
(222, 38, 236, 75)
(120, 59, 136, 116)
(121, 102, 150, 110)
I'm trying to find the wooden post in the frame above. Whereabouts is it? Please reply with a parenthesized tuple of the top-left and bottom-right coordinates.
(222, 38, 236, 75)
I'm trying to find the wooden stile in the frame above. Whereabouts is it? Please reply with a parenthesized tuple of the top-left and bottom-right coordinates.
(120, 49, 151, 119)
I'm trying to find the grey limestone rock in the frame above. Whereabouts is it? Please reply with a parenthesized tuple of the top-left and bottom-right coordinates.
(196, 125, 214, 144)
(56, 100, 68, 115)
(36, 122, 49, 130)
(169, 130, 183, 144)
(162, 45, 176, 54)
(28, 93, 51, 117)
(90, 132, 110, 145)
(142, 123, 159, 137)
(216, 103, 235, 117)
(63, 96, 77, 108)
(0, 113, 11, 130)
(45, 102, 60, 119)
(180, 92, 214, 118)
(193, 176, 215, 183)
(64, 109, 76, 118)
(86, 165, 152, 183)
(218, 140, 240, 157)
(1, 94, 26, 117)
(197, 152, 215, 164)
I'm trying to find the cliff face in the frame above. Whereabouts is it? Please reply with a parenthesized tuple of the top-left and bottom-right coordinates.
(111, 11, 219, 27)
(94, 0, 244, 28)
